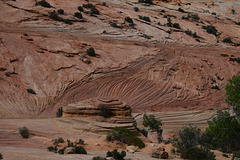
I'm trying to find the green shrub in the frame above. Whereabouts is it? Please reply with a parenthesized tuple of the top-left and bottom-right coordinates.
(138, 0, 153, 4)
(232, 151, 240, 160)
(222, 153, 229, 158)
(0, 153, 2, 159)
(92, 156, 106, 160)
(67, 139, 74, 147)
(36, 0, 52, 8)
(178, 8, 185, 12)
(99, 106, 111, 118)
(87, 47, 96, 56)
(107, 149, 126, 160)
(180, 147, 216, 160)
(223, 37, 232, 43)
(48, 146, 57, 152)
(220, 54, 229, 57)
(4, 72, 10, 77)
(202, 25, 217, 36)
(74, 12, 82, 19)
(49, 11, 63, 21)
(75, 146, 87, 154)
(58, 147, 66, 154)
(64, 19, 73, 25)
(139, 15, 151, 22)
(53, 137, 64, 145)
(90, 7, 100, 15)
(187, 13, 200, 20)
(125, 17, 133, 24)
(57, 9, 64, 14)
(166, 18, 172, 27)
(143, 114, 162, 132)
(102, 2, 106, 6)
(182, 16, 189, 20)
(27, 88, 36, 94)
(56, 107, 62, 117)
(195, 39, 200, 42)
(110, 23, 118, 28)
(78, 6, 84, 11)
(185, 30, 192, 35)
(229, 57, 240, 64)
(139, 128, 148, 137)
(19, 127, 29, 138)
(232, 9, 236, 15)
(211, 85, 220, 90)
(193, 32, 198, 38)
(134, 7, 139, 12)
(106, 127, 145, 148)
(83, 3, 94, 9)
(173, 23, 180, 29)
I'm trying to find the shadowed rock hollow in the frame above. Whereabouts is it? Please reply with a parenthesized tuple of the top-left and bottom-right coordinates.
(0, 0, 239, 118)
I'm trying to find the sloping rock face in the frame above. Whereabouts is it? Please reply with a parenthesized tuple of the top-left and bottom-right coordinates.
(62, 98, 132, 117)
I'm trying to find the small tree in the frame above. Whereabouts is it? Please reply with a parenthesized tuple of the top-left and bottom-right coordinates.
(142, 114, 162, 143)
(99, 106, 111, 118)
(19, 127, 29, 138)
(0, 153, 2, 159)
(107, 149, 126, 160)
(56, 107, 63, 117)
(87, 47, 96, 56)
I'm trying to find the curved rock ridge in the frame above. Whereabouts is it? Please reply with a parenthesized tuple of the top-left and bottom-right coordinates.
(62, 98, 132, 117)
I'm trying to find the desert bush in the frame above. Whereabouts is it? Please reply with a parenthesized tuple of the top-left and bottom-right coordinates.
(139, 128, 148, 137)
(75, 146, 87, 154)
(187, 13, 200, 20)
(19, 127, 29, 138)
(185, 30, 192, 35)
(211, 85, 220, 90)
(139, 15, 151, 22)
(166, 18, 172, 27)
(102, 2, 106, 6)
(54, 137, 64, 145)
(106, 127, 145, 148)
(193, 32, 198, 38)
(138, 0, 153, 4)
(232, 9, 236, 15)
(142, 114, 162, 132)
(58, 147, 66, 154)
(5, 72, 10, 77)
(48, 146, 57, 152)
(90, 7, 100, 15)
(110, 23, 118, 28)
(57, 9, 64, 14)
(173, 23, 180, 29)
(134, 7, 139, 12)
(223, 37, 232, 43)
(180, 146, 216, 160)
(36, 0, 52, 8)
(83, 3, 94, 9)
(56, 107, 62, 117)
(99, 106, 111, 118)
(182, 16, 189, 20)
(202, 25, 217, 36)
(125, 17, 133, 24)
(178, 8, 185, 12)
(229, 57, 240, 64)
(107, 149, 126, 160)
(92, 156, 106, 160)
(87, 47, 96, 56)
(78, 6, 84, 11)
(27, 88, 36, 94)
(220, 54, 229, 57)
(74, 12, 82, 19)
(0, 153, 2, 159)
(67, 139, 75, 147)
(64, 19, 73, 25)
(195, 39, 200, 42)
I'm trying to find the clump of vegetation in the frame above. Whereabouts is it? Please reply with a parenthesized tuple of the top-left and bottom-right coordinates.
(138, 128, 148, 137)
(138, 0, 153, 4)
(90, 7, 100, 15)
(92, 156, 106, 160)
(229, 57, 240, 64)
(106, 127, 145, 148)
(27, 88, 36, 94)
(232, 9, 236, 15)
(125, 16, 133, 24)
(83, 3, 94, 9)
(195, 39, 200, 42)
(78, 6, 84, 11)
(235, 22, 240, 25)
(74, 12, 83, 19)
(134, 7, 139, 12)
(182, 16, 189, 20)
(212, 85, 220, 90)
(87, 47, 96, 57)
(107, 149, 126, 160)
(56, 107, 63, 117)
(99, 106, 111, 118)
(36, 0, 52, 8)
(75, 146, 87, 154)
(187, 13, 200, 21)
(220, 54, 229, 57)
(178, 8, 185, 13)
(173, 23, 180, 29)
(5, 72, 10, 77)
(223, 37, 232, 43)
(232, 151, 240, 160)
(202, 25, 218, 36)
(53, 137, 64, 145)
(180, 146, 216, 160)
(110, 23, 118, 28)
(57, 9, 64, 14)
(19, 127, 29, 138)
(102, 2, 106, 6)
(166, 18, 172, 27)
(0, 153, 3, 159)
(139, 15, 151, 22)
(48, 146, 58, 152)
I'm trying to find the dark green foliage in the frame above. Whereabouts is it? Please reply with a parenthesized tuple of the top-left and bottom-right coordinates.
(232, 9, 236, 15)
(211, 85, 220, 90)
(139, 128, 148, 137)
(91, 7, 100, 15)
(64, 19, 73, 25)
(202, 25, 218, 36)
(99, 106, 111, 118)
(143, 114, 162, 132)
(185, 30, 192, 35)
(83, 3, 94, 9)
(48, 146, 57, 152)
(173, 23, 180, 29)
(78, 6, 84, 11)
(5, 72, 10, 77)
(212, 12, 216, 15)
(139, 15, 151, 22)
(178, 8, 185, 13)
(193, 32, 197, 38)
(27, 88, 36, 94)
(180, 147, 216, 160)
(0, 153, 3, 159)
(56, 107, 62, 117)
(161, 9, 165, 13)
(74, 12, 82, 19)
(138, 0, 153, 4)
(166, 30, 171, 34)
(221, 54, 229, 57)
(229, 57, 240, 64)
(67, 139, 74, 147)
(222, 153, 229, 158)
(87, 47, 96, 57)
(232, 151, 240, 160)
(36, 0, 52, 8)
(102, 2, 106, 6)
(187, 13, 200, 20)
(226, 75, 240, 116)
(134, 7, 139, 12)
(110, 23, 118, 28)
(223, 37, 232, 43)
(125, 17, 133, 24)
(182, 16, 189, 20)
(48, 11, 64, 22)
(195, 39, 200, 42)
(58, 147, 66, 154)
(206, 110, 240, 152)
(57, 9, 64, 14)
(92, 156, 106, 160)
(166, 14, 177, 18)
(19, 127, 29, 138)
(106, 127, 145, 148)
(75, 146, 87, 154)
(166, 18, 172, 27)
(23, 33, 28, 36)
(106, 149, 126, 160)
